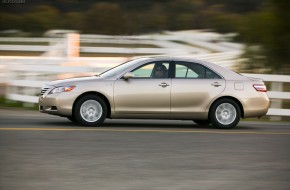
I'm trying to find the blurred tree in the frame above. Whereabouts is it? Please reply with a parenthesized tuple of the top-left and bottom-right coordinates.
(138, 4, 168, 33)
(22, 5, 61, 32)
(239, 0, 290, 74)
(165, 0, 205, 30)
(83, 3, 127, 35)
(175, 13, 195, 29)
(62, 12, 84, 31)
(204, 0, 264, 13)
(0, 13, 23, 31)
(203, 4, 241, 33)
(0, 0, 276, 44)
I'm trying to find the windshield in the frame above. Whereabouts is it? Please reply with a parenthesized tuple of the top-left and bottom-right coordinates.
(99, 58, 147, 78)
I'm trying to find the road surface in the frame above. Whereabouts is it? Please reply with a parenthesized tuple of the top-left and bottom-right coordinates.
(1, 109, 290, 190)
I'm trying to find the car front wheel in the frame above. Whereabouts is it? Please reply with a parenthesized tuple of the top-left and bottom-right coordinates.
(74, 95, 107, 126)
(209, 98, 241, 129)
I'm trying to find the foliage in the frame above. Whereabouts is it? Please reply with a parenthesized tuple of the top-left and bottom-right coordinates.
(24, 5, 61, 32)
(0, 0, 263, 34)
(238, 0, 290, 73)
(2, 0, 290, 73)
(83, 3, 127, 35)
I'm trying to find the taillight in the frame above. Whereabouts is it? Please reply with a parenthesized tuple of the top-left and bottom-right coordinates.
(253, 84, 267, 92)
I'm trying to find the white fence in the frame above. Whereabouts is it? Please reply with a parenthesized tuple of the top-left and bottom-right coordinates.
(0, 56, 289, 117)
(0, 31, 243, 55)
(0, 31, 289, 117)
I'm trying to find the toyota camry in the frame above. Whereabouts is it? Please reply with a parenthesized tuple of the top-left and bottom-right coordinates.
(39, 57, 269, 129)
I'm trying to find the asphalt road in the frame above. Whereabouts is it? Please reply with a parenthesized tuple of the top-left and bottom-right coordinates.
(1, 109, 290, 190)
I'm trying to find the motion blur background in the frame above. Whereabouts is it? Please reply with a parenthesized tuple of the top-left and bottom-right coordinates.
(0, 0, 289, 120)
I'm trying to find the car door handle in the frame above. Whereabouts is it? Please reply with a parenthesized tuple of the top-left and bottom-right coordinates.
(159, 82, 170, 87)
(211, 82, 222, 87)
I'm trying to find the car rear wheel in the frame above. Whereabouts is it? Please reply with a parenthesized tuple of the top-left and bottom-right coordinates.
(74, 95, 107, 126)
(193, 119, 211, 125)
(209, 98, 241, 129)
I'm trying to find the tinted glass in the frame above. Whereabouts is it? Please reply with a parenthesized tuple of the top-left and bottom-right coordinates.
(175, 61, 221, 79)
(100, 58, 148, 78)
(131, 62, 169, 78)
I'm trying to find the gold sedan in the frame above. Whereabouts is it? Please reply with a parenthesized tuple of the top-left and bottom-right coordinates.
(39, 57, 269, 129)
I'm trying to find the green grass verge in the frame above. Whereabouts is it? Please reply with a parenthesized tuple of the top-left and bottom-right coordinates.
(80, 52, 157, 57)
(0, 96, 38, 110)
(0, 51, 43, 56)
(0, 42, 49, 45)
(81, 43, 159, 48)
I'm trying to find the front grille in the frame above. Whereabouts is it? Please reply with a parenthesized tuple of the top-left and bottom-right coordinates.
(40, 87, 51, 95)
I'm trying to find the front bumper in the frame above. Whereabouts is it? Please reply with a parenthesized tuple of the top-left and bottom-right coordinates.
(39, 92, 78, 116)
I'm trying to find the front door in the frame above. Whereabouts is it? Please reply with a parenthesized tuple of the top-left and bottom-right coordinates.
(114, 61, 171, 115)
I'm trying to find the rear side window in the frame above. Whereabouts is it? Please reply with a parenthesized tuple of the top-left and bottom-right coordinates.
(175, 61, 221, 79)
(205, 68, 221, 79)
(175, 64, 198, 78)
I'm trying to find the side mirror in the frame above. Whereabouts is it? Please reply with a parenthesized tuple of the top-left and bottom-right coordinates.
(123, 72, 134, 80)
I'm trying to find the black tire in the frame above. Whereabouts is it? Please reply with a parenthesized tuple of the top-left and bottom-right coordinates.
(67, 116, 77, 123)
(209, 98, 241, 129)
(193, 119, 211, 125)
(74, 95, 107, 127)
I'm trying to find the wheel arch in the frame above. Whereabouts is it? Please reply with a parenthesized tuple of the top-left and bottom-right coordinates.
(208, 96, 244, 118)
(73, 91, 112, 118)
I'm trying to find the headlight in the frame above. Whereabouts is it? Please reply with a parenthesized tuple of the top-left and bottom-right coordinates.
(49, 86, 75, 94)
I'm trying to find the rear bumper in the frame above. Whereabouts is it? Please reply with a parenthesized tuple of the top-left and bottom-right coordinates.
(241, 93, 270, 118)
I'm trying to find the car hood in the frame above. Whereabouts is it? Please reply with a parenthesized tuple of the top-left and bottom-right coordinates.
(46, 76, 102, 87)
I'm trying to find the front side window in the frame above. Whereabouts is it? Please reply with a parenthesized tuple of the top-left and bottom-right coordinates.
(100, 58, 148, 78)
(131, 62, 169, 78)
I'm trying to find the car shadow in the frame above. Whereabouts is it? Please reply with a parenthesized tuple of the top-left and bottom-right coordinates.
(40, 118, 259, 130)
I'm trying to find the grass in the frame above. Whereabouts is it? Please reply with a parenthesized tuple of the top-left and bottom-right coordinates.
(80, 52, 157, 57)
(0, 41, 158, 48)
(0, 96, 38, 110)
(0, 42, 49, 46)
(81, 43, 159, 48)
(0, 51, 148, 57)
(170, 40, 217, 53)
(0, 51, 43, 56)
(0, 41, 159, 57)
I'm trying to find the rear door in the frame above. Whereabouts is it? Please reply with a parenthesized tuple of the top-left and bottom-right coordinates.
(170, 61, 226, 116)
